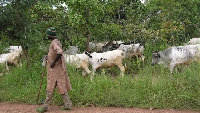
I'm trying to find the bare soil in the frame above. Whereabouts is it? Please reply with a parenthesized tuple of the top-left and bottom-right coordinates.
(0, 102, 199, 113)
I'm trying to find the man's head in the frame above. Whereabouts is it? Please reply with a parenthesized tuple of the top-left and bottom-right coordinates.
(46, 27, 57, 40)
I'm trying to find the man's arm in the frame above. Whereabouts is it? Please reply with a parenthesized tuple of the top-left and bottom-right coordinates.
(51, 54, 62, 68)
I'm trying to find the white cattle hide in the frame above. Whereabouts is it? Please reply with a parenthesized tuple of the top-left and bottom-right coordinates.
(117, 43, 145, 61)
(64, 53, 91, 76)
(151, 44, 200, 74)
(85, 50, 125, 80)
(65, 46, 79, 55)
(188, 38, 200, 45)
(5, 46, 22, 53)
(0, 50, 22, 71)
(0, 53, 9, 70)
(7, 51, 22, 67)
(42, 53, 91, 76)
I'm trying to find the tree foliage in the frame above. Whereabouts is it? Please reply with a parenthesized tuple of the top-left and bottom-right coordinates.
(144, 0, 200, 45)
(0, 0, 200, 66)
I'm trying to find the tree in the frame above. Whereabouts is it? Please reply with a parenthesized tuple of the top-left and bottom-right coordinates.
(0, 0, 39, 68)
(143, 0, 200, 45)
(65, 0, 106, 51)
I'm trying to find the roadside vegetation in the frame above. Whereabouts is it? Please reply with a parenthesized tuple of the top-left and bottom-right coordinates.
(0, 45, 199, 110)
(0, 0, 200, 111)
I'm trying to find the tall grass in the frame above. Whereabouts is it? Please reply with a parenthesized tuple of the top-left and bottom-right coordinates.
(0, 59, 199, 110)
(0, 42, 200, 110)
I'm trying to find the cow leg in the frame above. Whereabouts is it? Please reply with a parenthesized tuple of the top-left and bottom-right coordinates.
(19, 57, 22, 66)
(115, 63, 125, 77)
(5, 61, 9, 71)
(135, 55, 139, 64)
(113, 59, 125, 77)
(170, 63, 176, 75)
(81, 69, 91, 77)
(140, 54, 145, 65)
(14, 60, 19, 67)
(81, 66, 91, 76)
(118, 65, 125, 77)
(82, 70, 87, 77)
(80, 61, 91, 76)
(90, 67, 97, 81)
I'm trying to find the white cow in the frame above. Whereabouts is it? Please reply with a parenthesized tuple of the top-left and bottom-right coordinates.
(0, 50, 22, 71)
(85, 50, 125, 80)
(89, 42, 97, 52)
(0, 53, 9, 70)
(183, 44, 200, 62)
(151, 44, 200, 74)
(42, 53, 91, 76)
(4, 46, 23, 67)
(117, 43, 145, 62)
(64, 53, 91, 76)
(112, 40, 124, 45)
(96, 43, 104, 53)
(65, 46, 79, 55)
(5, 46, 22, 53)
(188, 38, 200, 45)
(102, 40, 124, 52)
(89, 42, 105, 53)
(7, 51, 22, 67)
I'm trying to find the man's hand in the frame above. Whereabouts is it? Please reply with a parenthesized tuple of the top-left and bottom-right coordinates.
(50, 54, 62, 68)
(51, 63, 55, 68)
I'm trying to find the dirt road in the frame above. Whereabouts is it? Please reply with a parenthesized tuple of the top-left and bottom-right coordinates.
(0, 102, 199, 113)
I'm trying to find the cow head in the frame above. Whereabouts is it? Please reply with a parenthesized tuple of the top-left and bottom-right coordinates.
(151, 51, 161, 66)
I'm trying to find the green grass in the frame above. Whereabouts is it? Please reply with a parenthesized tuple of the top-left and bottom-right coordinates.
(0, 60, 199, 111)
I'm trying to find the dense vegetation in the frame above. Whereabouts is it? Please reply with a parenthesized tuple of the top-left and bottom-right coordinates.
(0, 0, 200, 110)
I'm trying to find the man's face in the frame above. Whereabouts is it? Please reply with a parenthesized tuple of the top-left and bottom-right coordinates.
(47, 36, 52, 40)
(43, 36, 52, 43)
(46, 35, 55, 41)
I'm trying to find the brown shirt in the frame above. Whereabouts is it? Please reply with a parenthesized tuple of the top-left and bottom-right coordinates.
(46, 39, 72, 94)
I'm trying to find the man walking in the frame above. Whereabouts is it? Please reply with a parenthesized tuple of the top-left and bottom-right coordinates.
(36, 27, 72, 113)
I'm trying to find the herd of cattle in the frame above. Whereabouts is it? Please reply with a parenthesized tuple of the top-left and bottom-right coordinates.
(42, 40, 145, 79)
(1, 38, 200, 77)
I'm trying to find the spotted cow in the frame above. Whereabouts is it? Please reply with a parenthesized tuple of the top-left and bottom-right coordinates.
(85, 50, 125, 80)
(117, 43, 145, 62)
(151, 44, 200, 74)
